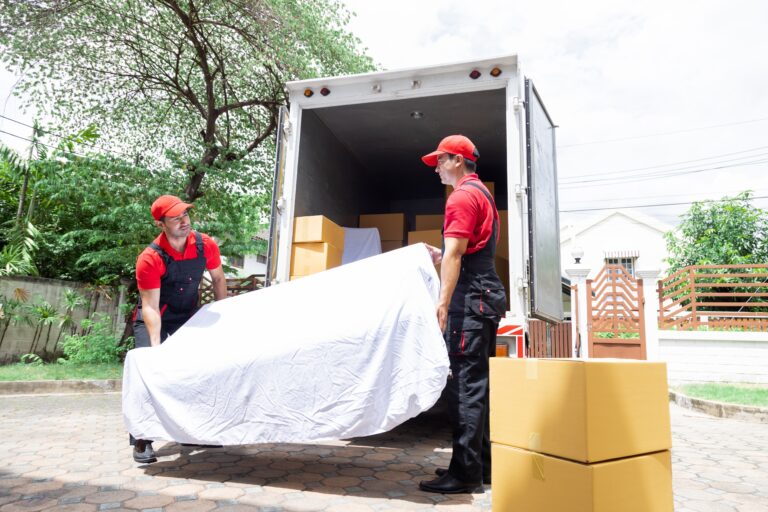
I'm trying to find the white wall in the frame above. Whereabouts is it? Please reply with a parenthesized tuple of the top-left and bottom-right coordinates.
(659, 330, 768, 384)
(561, 212, 670, 279)
(226, 255, 265, 278)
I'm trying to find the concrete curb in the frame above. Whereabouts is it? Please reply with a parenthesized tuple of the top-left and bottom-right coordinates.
(0, 379, 121, 395)
(669, 390, 768, 424)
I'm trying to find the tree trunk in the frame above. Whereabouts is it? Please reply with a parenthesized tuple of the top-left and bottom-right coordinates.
(184, 145, 220, 201)
(15, 170, 30, 226)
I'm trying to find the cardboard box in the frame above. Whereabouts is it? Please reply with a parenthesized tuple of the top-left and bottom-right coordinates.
(415, 214, 445, 231)
(293, 215, 345, 250)
(380, 240, 404, 252)
(490, 358, 671, 463)
(359, 213, 406, 241)
(445, 181, 495, 199)
(492, 444, 673, 512)
(495, 210, 508, 259)
(407, 229, 442, 248)
(290, 242, 343, 276)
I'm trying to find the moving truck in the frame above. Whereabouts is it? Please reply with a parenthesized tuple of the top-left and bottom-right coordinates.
(266, 54, 563, 336)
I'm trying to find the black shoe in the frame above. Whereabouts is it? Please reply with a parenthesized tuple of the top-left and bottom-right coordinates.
(435, 467, 491, 485)
(133, 440, 157, 464)
(419, 473, 482, 494)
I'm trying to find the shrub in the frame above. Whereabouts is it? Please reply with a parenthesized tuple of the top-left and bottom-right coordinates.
(61, 313, 132, 364)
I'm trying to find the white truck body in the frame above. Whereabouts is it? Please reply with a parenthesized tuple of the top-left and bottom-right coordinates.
(266, 54, 562, 329)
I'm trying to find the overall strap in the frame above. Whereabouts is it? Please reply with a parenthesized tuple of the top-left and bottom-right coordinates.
(461, 181, 499, 242)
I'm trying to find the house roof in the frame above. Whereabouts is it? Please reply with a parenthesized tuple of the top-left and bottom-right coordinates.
(560, 209, 674, 245)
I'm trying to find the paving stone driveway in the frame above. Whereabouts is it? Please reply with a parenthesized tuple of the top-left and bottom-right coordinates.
(0, 393, 766, 511)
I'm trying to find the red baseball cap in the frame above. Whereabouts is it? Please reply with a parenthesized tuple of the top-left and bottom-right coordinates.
(151, 195, 193, 221)
(421, 135, 478, 166)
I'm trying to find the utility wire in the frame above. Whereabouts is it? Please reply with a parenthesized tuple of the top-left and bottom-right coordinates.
(560, 195, 768, 213)
(559, 158, 768, 189)
(0, 128, 89, 158)
(558, 116, 768, 148)
(560, 144, 768, 182)
(0, 113, 132, 158)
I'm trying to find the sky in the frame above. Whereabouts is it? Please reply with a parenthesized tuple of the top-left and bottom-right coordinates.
(2, 0, 767, 230)
(337, 0, 768, 229)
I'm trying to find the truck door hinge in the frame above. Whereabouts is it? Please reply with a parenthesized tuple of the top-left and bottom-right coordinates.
(276, 196, 285, 213)
(282, 119, 292, 136)
(513, 96, 525, 112)
(515, 184, 526, 197)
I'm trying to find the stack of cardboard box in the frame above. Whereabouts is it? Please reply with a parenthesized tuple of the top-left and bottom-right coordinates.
(359, 213, 406, 252)
(489, 358, 674, 512)
(291, 215, 345, 280)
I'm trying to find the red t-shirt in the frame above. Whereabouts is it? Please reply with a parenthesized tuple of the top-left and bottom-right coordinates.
(136, 232, 222, 290)
(443, 174, 499, 254)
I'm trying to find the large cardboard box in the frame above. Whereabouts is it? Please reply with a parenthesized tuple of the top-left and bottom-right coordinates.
(492, 444, 673, 512)
(359, 213, 406, 241)
(290, 242, 343, 276)
(414, 214, 445, 231)
(490, 358, 671, 463)
(496, 210, 508, 259)
(380, 240, 404, 252)
(293, 215, 345, 250)
(407, 229, 442, 248)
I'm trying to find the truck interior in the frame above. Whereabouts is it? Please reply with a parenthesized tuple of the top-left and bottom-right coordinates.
(292, 88, 509, 230)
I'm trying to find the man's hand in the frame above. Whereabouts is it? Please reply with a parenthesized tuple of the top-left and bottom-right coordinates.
(425, 244, 442, 265)
(437, 303, 448, 333)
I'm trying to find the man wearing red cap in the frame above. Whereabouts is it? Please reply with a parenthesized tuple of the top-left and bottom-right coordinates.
(418, 135, 506, 494)
(130, 194, 227, 463)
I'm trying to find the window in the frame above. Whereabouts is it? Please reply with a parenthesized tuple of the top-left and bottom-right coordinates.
(256, 254, 267, 264)
(605, 257, 635, 277)
(228, 255, 244, 268)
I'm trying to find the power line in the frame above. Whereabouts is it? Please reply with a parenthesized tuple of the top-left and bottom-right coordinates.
(0, 113, 133, 158)
(559, 158, 768, 189)
(0, 128, 89, 158)
(560, 188, 768, 207)
(559, 195, 768, 213)
(559, 144, 768, 182)
(558, 116, 768, 149)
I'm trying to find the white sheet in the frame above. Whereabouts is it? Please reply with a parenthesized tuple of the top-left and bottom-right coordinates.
(341, 227, 382, 264)
(122, 244, 449, 445)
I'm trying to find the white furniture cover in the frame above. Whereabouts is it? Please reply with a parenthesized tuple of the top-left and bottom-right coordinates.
(122, 244, 449, 445)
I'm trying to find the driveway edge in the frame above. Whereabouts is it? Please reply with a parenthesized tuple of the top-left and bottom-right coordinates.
(0, 379, 121, 395)
(669, 390, 768, 424)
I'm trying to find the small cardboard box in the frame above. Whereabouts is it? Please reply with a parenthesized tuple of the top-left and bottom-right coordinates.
(415, 214, 445, 231)
(407, 229, 442, 248)
(293, 215, 345, 250)
(492, 444, 673, 512)
(380, 240, 404, 252)
(445, 181, 495, 199)
(359, 213, 406, 241)
(290, 242, 343, 276)
(490, 358, 671, 463)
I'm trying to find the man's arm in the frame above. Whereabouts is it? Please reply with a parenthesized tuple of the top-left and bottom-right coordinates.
(138, 288, 162, 347)
(436, 237, 468, 332)
(209, 265, 227, 301)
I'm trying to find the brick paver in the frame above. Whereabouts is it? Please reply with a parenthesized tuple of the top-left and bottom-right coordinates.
(0, 393, 766, 511)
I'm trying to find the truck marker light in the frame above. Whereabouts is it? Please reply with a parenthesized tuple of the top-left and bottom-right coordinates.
(490, 67, 502, 77)
(372, 84, 382, 93)
(320, 87, 331, 96)
(410, 111, 424, 120)
(469, 69, 481, 79)
(303, 88, 314, 97)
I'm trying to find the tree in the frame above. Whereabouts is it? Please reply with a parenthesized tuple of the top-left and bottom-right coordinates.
(665, 191, 768, 273)
(0, 0, 374, 201)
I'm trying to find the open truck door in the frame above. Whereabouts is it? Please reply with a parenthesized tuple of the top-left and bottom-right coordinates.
(525, 78, 563, 323)
(265, 106, 290, 287)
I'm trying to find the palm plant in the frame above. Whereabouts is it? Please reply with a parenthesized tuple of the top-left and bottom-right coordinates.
(0, 295, 31, 353)
(27, 299, 58, 356)
(53, 288, 86, 354)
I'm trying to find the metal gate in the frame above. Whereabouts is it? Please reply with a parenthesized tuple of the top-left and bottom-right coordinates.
(586, 264, 646, 359)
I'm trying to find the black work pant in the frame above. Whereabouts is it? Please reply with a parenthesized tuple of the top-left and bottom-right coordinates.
(445, 317, 497, 483)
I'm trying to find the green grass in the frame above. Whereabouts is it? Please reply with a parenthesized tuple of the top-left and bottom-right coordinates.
(0, 363, 123, 381)
(675, 383, 768, 408)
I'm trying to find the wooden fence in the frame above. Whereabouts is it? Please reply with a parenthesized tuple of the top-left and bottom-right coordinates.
(658, 264, 768, 331)
(199, 274, 264, 305)
(528, 319, 572, 358)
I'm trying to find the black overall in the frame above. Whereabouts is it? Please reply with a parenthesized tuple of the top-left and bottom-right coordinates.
(443, 180, 507, 484)
(133, 231, 207, 348)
